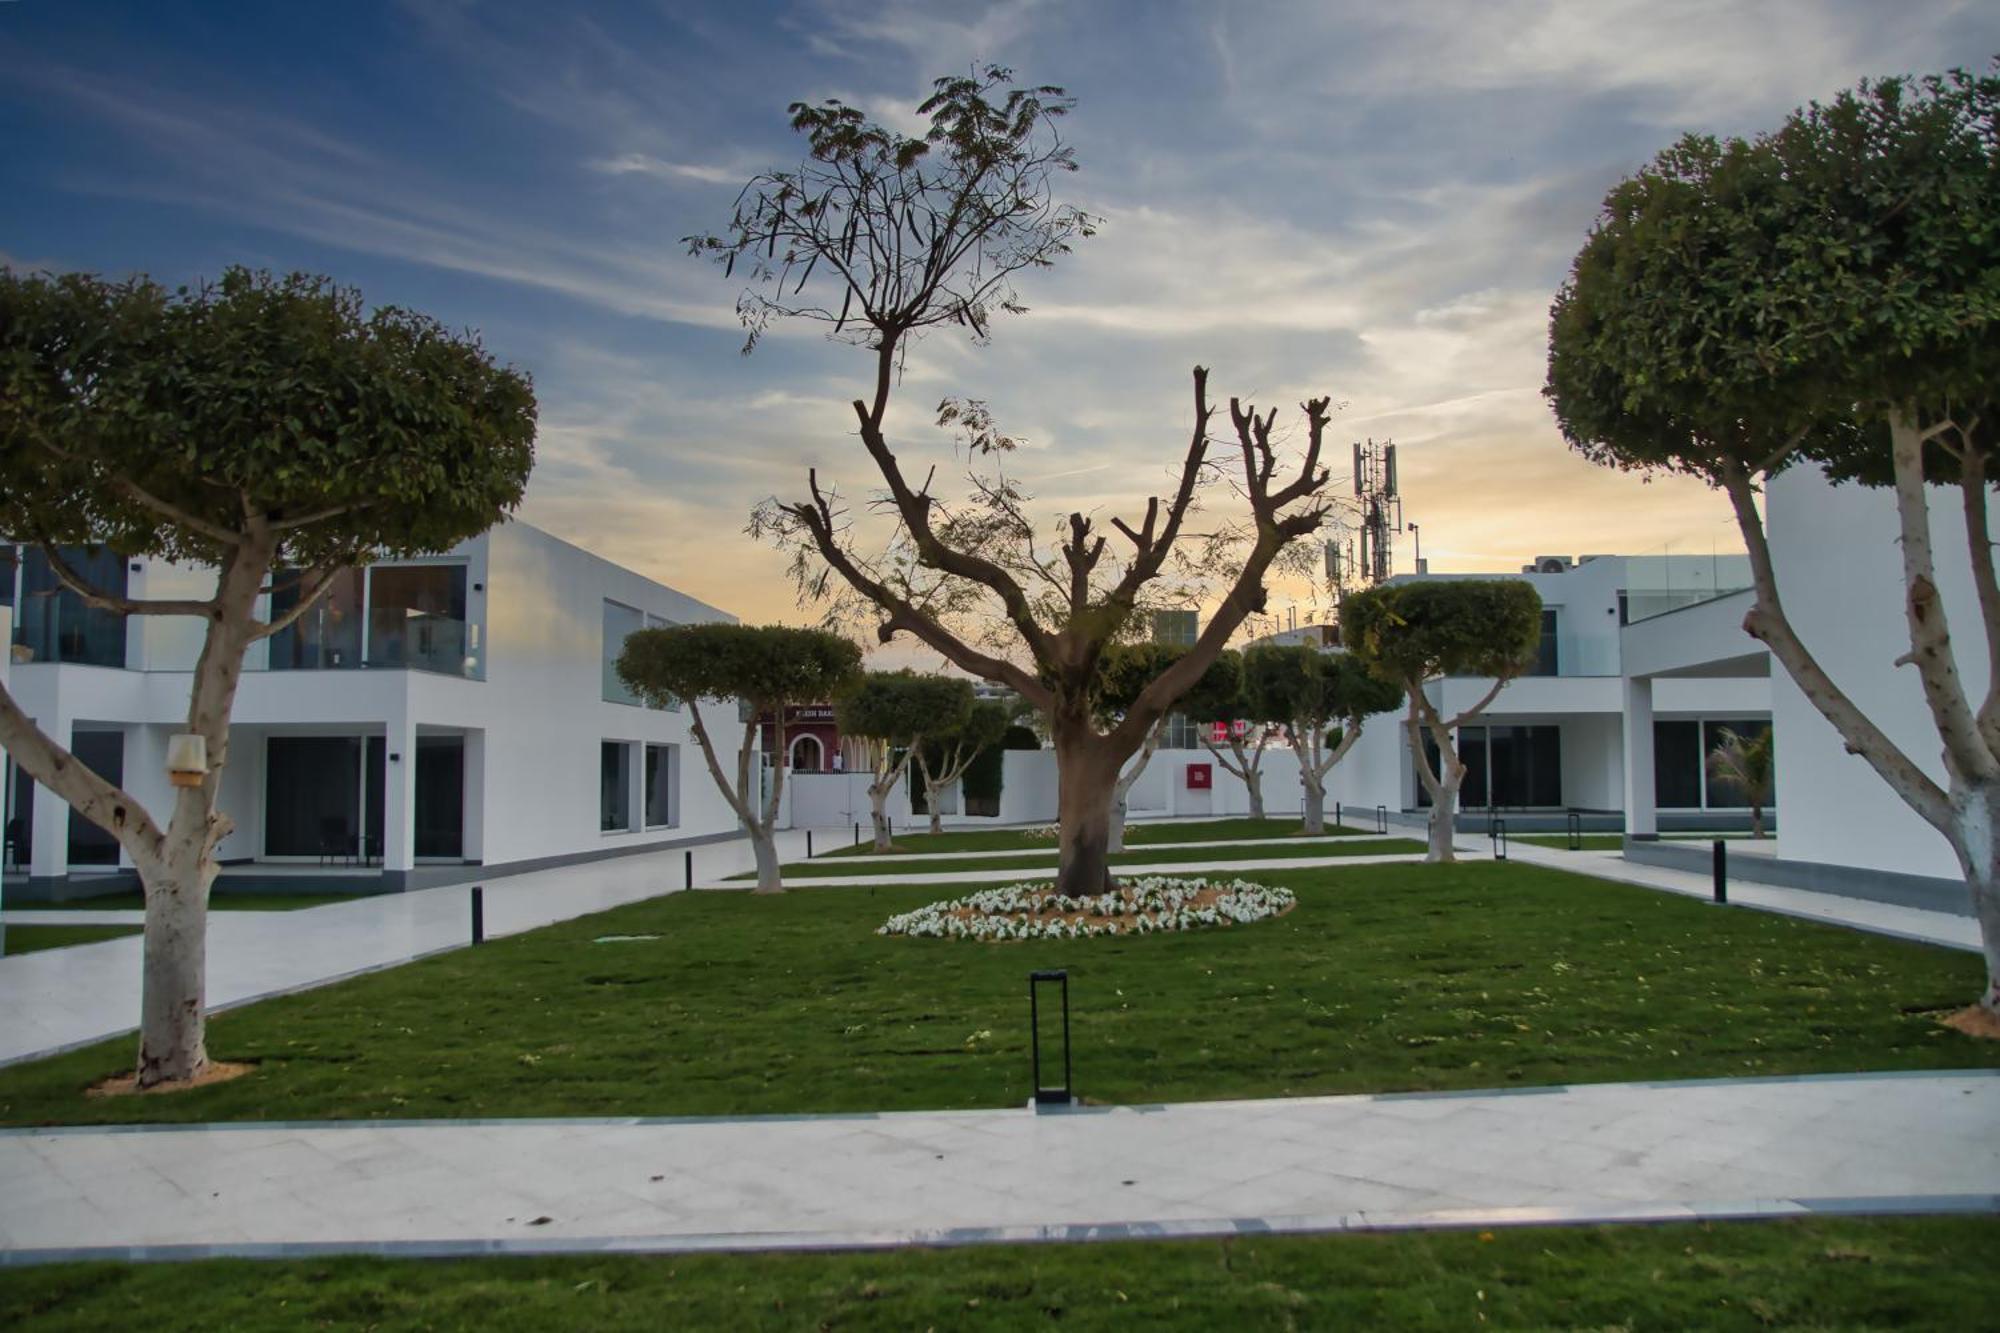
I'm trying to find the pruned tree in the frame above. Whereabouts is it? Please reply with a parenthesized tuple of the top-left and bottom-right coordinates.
(0, 267, 536, 1088)
(1178, 648, 1273, 820)
(1092, 642, 1221, 852)
(1341, 581, 1542, 862)
(1707, 726, 1775, 839)
(834, 670, 971, 849)
(1544, 64, 2000, 1014)
(697, 68, 1337, 896)
(1242, 644, 1401, 834)
(618, 623, 861, 891)
(915, 695, 1012, 835)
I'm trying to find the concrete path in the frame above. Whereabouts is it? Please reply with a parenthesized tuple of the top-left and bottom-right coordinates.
(0, 829, 815, 1068)
(1496, 840, 1981, 953)
(2, 1070, 1991, 1262)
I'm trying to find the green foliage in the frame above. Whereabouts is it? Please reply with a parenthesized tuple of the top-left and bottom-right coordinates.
(1707, 725, 1776, 807)
(1096, 643, 1239, 724)
(1545, 65, 1999, 487)
(1000, 723, 1040, 750)
(835, 670, 972, 747)
(1242, 644, 1401, 730)
(0, 268, 536, 566)
(618, 623, 861, 713)
(1340, 581, 1542, 687)
(1175, 648, 1246, 725)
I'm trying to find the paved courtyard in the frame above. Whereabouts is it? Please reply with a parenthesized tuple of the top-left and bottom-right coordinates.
(2, 1071, 1992, 1262)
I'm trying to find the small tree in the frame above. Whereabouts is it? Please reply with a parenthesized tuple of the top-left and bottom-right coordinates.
(698, 69, 1336, 896)
(1096, 643, 1240, 850)
(1707, 726, 1775, 839)
(914, 696, 1012, 835)
(835, 670, 970, 849)
(0, 268, 535, 1088)
(618, 623, 860, 891)
(1179, 649, 1273, 819)
(1243, 644, 1401, 834)
(1341, 581, 1542, 862)
(1545, 66, 2000, 1013)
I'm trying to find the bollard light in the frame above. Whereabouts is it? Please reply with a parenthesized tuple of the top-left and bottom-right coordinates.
(1335, 801, 1342, 829)
(1375, 804, 1388, 835)
(1029, 969, 1073, 1108)
(807, 829, 815, 859)
(471, 886, 485, 945)
(685, 849, 693, 891)
(1567, 809, 1583, 851)
(855, 821, 861, 847)
(1492, 819, 1508, 861)
(1713, 839, 1727, 904)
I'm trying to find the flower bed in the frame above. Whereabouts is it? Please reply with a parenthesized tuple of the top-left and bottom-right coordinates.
(877, 875, 1296, 941)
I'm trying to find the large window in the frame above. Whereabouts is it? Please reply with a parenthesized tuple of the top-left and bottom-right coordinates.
(264, 735, 386, 860)
(369, 565, 469, 674)
(415, 735, 466, 859)
(644, 743, 677, 828)
(67, 729, 124, 866)
(601, 741, 634, 831)
(268, 568, 365, 670)
(1419, 724, 1562, 809)
(603, 602, 643, 705)
(1653, 720, 1705, 809)
(1702, 720, 1771, 809)
(15, 546, 127, 668)
(1528, 610, 1560, 676)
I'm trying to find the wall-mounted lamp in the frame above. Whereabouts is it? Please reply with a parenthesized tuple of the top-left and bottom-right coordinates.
(388, 752, 403, 764)
(165, 734, 208, 788)
(472, 582, 484, 593)
(129, 561, 143, 573)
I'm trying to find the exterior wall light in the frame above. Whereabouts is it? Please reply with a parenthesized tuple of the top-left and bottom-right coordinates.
(165, 734, 208, 788)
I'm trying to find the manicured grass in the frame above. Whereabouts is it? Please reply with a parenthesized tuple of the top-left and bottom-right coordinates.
(1, 924, 141, 956)
(742, 837, 1427, 880)
(0, 861, 1990, 1127)
(5, 891, 372, 912)
(821, 817, 1363, 858)
(3, 1217, 1993, 1330)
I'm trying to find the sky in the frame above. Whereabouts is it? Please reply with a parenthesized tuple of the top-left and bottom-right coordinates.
(3, 1, 1996, 654)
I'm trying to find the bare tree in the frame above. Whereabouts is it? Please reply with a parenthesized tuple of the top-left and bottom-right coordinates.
(696, 69, 1337, 896)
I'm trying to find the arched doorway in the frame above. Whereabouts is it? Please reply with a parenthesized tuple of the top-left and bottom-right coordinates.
(790, 734, 824, 773)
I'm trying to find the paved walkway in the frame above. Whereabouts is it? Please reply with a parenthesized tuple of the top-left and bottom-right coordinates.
(1496, 841, 1981, 953)
(0, 830, 814, 1067)
(1, 1071, 1992, 1262)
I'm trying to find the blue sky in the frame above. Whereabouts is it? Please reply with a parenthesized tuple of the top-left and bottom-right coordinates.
(3, 1, 1996, 644)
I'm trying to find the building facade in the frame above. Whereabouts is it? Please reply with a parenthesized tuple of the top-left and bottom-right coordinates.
(2, 523, 742, 899)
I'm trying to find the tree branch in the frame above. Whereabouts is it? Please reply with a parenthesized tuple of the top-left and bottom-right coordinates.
(34, 541, 218, 619)
(23, 424, 243, 549)
(0, 676, 167, 865)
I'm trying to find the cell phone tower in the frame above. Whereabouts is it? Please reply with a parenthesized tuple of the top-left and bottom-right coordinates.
(1324, 438, 1404, 597)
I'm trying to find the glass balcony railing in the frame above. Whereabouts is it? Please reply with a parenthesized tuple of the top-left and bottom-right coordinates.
(1624, 528, 1752, 625)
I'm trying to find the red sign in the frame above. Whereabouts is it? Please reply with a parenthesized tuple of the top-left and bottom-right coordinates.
(1186, 762, 1212, 790)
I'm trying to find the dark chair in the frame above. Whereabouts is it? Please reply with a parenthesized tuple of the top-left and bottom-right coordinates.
(3, 818, 23, 873)
(318, 815, 354, 867)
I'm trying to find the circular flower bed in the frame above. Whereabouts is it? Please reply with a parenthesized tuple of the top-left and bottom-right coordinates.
(878, 875, 1296, 941)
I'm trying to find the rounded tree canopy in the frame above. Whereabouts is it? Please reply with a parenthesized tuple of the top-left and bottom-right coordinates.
(942, 697, 1014, 753)
(618, 623, 862, 712)
(1340, 580, 1543, 687)
(0, 268, 537, 566)
(1241, 643, 1400, 728)
(1545, 66, 1998, 489)
(836, 670, 973, 746)
(1175, 647, 1246, 726)
(1094, 641, 1239, 724)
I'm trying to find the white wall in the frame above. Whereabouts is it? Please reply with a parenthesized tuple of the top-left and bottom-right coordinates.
(1767, 466, 1986, 881)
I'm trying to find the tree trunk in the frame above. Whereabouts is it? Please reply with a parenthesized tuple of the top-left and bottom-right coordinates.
(1955, 783, 2000, 1016)
(135, 838, 215, 1086)
(928, 791, 944, 837)
(1243, 767, 1265, 821)
(1751, 804, 1765, 839)
(1300, 770, 1325, 834)
(1053, 724, 1120, 897)
(750, 825, 783, 894)
(1427, 779, 1459, 863)
(869, 791, 892, 851)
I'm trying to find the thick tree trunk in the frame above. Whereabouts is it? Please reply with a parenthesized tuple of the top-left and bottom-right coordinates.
(135, 838, 215, 1086)
(1955, 783, 2000, 1016)
(1054, 724, 1120, 897)
(1300, 772, 1325, 834)
(750, 826, 783, 894)
(1427, 780, 1460, 863)
(869, 787, 892, 850)
(1243, 767, 1265, 821)
(928, 793, 944, 838)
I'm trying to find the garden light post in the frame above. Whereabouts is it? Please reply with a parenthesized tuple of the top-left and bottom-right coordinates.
(1029, 969, 1073, 1108)
(1567, 809, 1583, 851)
(1713, 839, 1728, 905)
(470, 886, 484, 946)
(685, 850, 693, 891)
(1491, 819, 1508, 861)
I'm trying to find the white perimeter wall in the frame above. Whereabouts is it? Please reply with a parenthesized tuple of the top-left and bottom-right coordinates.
(1767, 465, 1987, 881)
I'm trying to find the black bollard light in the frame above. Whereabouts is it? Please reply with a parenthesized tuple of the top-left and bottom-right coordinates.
(1567, 809, 1583, 851)
(1375, 804, 1388, 835)
(1029, 969, 1073, 1108)
(1335, 801, 1342, 829)
(807, 829, 815, 859)
(1713, 839, 1727, 904)
(1492, 819, 1508, 861)
(854, 821, 861, 847)
(685, 849, 693, 890)
(470, 885, 485, 945)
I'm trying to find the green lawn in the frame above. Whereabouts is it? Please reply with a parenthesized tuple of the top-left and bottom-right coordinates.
(5, 890, 372, 912)
(742, 837, 1427, 880)
(820, 817, 1365, 858)
(1, 924, 141, 956)
(3, 1217, 1992, 1330)
(0, 861, 1990, 1127)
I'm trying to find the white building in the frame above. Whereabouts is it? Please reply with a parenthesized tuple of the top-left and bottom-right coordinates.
(2, 523, 742, 900)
